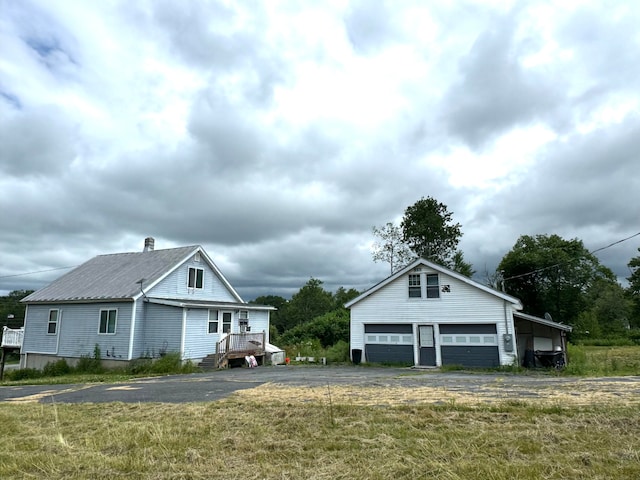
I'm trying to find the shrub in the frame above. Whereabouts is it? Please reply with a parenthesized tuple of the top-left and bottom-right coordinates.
(127, 358, 154, 374)
(6, 368, 42, 381)
(127, 352, 199, 375)
(75, 344, 104, 374)
(325, 340, 349, 363)
(148, 352, 184, 374)
(42, 359, 71, 377)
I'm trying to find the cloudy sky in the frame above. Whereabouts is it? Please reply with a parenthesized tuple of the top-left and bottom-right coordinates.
(1, 0, 639, 302)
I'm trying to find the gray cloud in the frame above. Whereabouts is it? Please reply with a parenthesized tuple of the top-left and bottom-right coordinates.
(443, 16, 562, 147)
(1, 1, 639, 302)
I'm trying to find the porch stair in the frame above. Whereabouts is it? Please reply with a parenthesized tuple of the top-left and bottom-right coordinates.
(198, 354, 222, 370)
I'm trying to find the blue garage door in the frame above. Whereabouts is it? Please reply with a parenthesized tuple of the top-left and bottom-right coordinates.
(440, 324, 499, 368)
(364, 324, 414, 365)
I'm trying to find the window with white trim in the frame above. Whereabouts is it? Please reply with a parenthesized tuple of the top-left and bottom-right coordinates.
(239, 310, 249, 332)
(99, 309, 117, 334)
(188, 267, 204, 289)
(426, 274, 440, 298)
(408, 274, 421, 298)
(222, 311, 232, 333)
(208, 310, 219, 334)
(47, 309, 59, 335)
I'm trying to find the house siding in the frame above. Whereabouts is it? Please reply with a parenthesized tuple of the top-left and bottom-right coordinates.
(147, 257, 238, 302)
(141, 302, 183, 358)
(181, 308, 271, 362)
(23, 302, 133, 361)
(183, 308, 213, 360)
(350, 267, 518, 367)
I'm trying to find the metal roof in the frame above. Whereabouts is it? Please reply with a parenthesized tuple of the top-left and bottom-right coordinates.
(22, 246, 199, 303)
(513, 312, 573, 332)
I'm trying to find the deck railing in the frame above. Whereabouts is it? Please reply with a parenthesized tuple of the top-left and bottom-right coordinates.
(215, 332, 266, 368)
(1, 327, 24, 348)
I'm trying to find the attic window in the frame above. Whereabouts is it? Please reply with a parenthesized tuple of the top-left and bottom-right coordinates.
(408, 274, 421, 298)
(194, 252, 201, 262)
(188, 267, 204, 289)
(426, 274, 440, 298)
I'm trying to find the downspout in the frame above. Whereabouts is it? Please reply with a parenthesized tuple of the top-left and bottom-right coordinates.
(181, 307, 187, 360)
(22, 305, 29, 368)
(128, 299, 137, 361)
(55, 310, 62, 355)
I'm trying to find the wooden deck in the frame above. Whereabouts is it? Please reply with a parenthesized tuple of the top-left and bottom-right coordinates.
(213, 332, 266, 369)
(1, 327, 24, 349)
(1, 327, 24, 380)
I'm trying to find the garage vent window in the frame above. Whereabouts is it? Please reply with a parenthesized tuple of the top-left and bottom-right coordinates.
(440, 334, 497, 346)
(366, 334, 413, 345)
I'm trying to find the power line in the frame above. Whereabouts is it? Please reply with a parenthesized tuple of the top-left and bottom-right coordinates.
(502, 231, 640, 282)
(590, 231, 640, 254)
(0, 265, 77, 280)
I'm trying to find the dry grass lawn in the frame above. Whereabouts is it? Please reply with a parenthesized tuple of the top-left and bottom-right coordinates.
(1, 379, 640, 479)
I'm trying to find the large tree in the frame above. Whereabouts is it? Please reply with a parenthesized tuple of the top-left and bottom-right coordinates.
(281, 278, 334, 331)
(498, 234, 616, 326)
(0, 290, 33, 328)
(627, 248, 640, 328)
(400, 197, 472, 275)
(371, 222, 416, 274)
(251, 295, 289, 334)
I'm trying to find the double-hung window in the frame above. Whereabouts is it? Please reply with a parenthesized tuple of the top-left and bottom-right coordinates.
(188, 267, 204, 289)
(426, 274, 440, 298)
(222, 312, 232, 334)
(47, 309, 59, 335)
(208, 310, 219, 334)
(239, 310, 249, 332)
(99, 309, 117, 334)
(408, 274, 422, 298)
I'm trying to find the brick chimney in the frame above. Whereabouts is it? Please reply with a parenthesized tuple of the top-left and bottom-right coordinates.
(143, 237, 155, 252)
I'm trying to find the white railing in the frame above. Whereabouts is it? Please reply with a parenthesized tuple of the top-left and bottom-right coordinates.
(1, 326, 24, 348)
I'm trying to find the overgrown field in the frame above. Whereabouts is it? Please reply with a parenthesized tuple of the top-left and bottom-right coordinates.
(1, 384, 639, 479)
(566, 345, 640, 375)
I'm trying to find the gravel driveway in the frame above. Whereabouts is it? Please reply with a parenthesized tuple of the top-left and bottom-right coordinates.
(1, 365, 639, 405)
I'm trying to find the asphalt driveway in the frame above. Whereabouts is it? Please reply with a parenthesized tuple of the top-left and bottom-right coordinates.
(1, 365, 639, 404)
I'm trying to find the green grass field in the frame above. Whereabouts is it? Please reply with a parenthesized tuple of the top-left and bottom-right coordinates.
(1, 346, 639, 479)
(1, 395, 639, 479)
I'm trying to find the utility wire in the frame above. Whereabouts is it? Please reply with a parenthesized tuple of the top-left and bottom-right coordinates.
(0, 265, 77, 279)
(502, 231, 640, 282)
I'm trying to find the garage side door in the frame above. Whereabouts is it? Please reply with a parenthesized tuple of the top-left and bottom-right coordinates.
(440, 324, 499, 368)
(364, 324, 413, 365)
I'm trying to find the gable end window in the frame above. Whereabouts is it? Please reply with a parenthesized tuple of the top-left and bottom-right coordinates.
(47, 309, 59, 335)
(408, 274, 422, 298)
(426, 274, 440, 299)
(188, 267, 204, 289)
(99, 309, 117, 334)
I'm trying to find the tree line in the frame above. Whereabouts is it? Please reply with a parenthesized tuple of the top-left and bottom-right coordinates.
(2, 197, 639, 348)
(372, 196, 640, 343)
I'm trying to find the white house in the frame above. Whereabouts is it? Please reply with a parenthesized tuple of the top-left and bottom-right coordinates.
(346, 258, 571, 368)
(20, 238, 275, 369)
